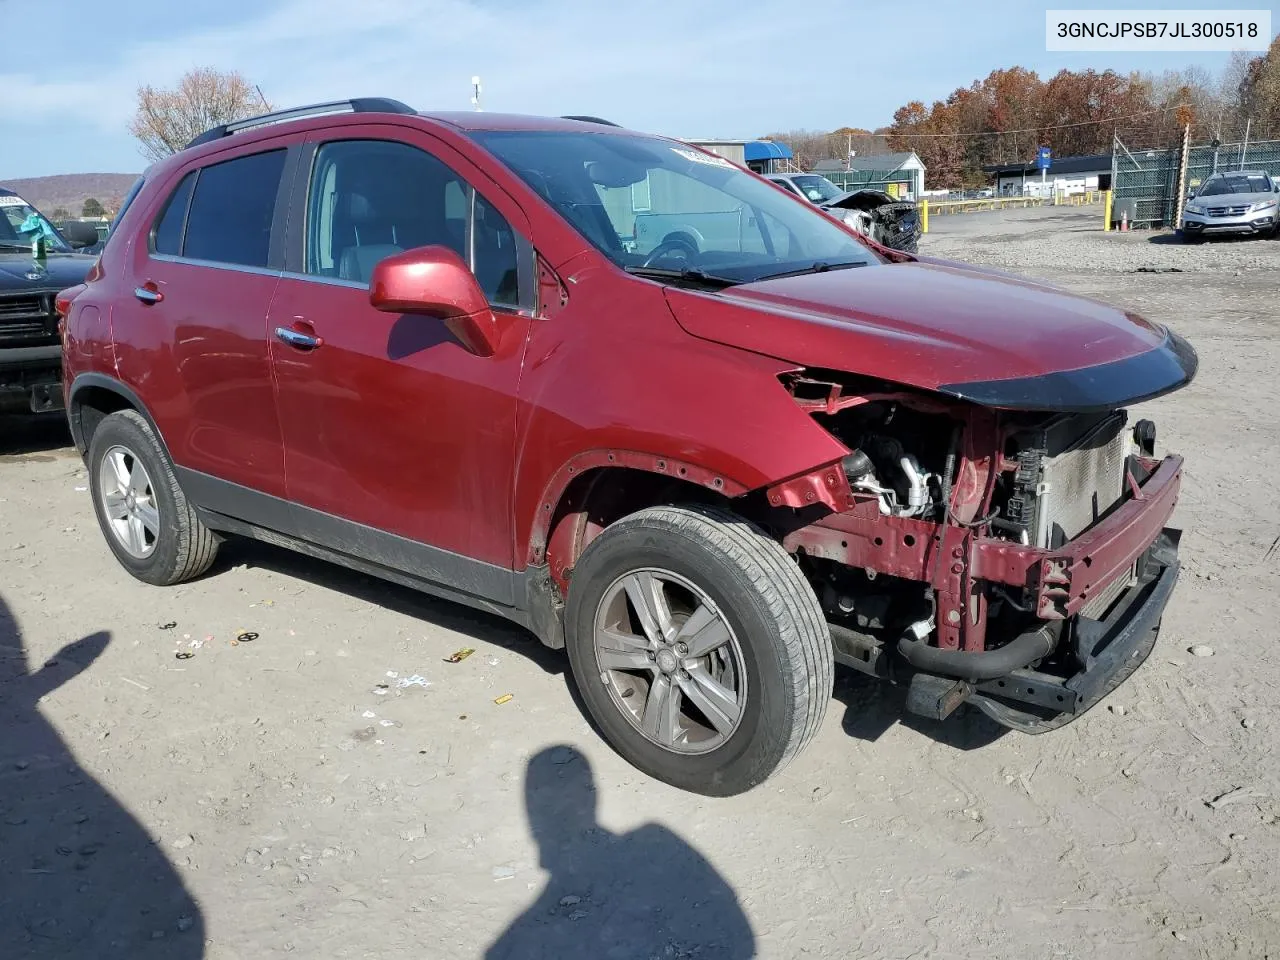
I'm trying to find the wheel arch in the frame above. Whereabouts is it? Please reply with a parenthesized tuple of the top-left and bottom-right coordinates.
(68, 373, 170, 461)
(531, 452, 745, 593)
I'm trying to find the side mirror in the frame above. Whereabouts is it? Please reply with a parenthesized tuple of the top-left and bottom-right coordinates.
(59, 220, 101, 249)
(369, 245, 500, 358)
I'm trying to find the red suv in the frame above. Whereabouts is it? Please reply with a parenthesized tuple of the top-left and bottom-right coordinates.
(59, 100, 1195, 796)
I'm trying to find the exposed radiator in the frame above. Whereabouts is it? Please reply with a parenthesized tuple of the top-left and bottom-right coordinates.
(1034, 414, 1128, 549)
(1012, 412, 1136, 619)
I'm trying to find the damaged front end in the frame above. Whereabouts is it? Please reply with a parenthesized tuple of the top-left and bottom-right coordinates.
(770, 367, 1187, 732)
(823, 190, 921, 253)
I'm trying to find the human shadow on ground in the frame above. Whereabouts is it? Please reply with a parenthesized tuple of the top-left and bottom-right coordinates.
(833, 667, 1008, 751)
(0, 596, 205, 958)
(486, 745, 755, 960)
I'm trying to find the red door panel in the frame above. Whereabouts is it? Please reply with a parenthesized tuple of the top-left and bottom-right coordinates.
(114, 259, 285, 497)
(268, 126, 537, 576)
(268, 280, 529, 569)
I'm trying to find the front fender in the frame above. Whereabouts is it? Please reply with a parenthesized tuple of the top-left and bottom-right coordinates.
(511, 275, 850, 566)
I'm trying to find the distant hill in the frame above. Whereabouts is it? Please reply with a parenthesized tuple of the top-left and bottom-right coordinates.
(0, 173, 140, 218)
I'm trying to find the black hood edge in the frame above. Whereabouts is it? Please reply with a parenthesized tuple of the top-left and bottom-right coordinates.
(935, 329, 1198, 413)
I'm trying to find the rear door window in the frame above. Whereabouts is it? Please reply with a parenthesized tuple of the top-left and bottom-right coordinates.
(182, 149, 287, 267)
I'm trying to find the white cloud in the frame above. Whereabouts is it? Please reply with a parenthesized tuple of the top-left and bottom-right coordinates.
(1, 0, 819, 141)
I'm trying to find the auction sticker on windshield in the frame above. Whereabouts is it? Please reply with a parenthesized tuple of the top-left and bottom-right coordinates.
(0, 196, 28, 206)
(672, 148, 733, 168)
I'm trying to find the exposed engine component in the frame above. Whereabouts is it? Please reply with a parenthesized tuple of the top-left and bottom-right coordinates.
(782, 373, 955, 520)
(1133, 418, 1157, 456)
(843, 434, 938, 517)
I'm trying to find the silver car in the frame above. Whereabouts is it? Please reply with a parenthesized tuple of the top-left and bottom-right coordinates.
(1181, 170, 1280, 241)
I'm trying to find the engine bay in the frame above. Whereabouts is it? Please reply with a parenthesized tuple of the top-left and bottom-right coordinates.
(778, 368, 1156, 691)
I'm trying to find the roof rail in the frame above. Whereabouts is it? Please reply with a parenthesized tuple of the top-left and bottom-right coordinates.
(185, 98, 417, 150)
(560, 115, 620, 127)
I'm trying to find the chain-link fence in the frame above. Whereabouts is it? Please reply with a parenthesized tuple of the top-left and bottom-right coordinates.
(1112, 135, 1280, 228)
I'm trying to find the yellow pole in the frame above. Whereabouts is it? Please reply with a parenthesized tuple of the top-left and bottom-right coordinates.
(1103, 190, 1113, 231)
(921, 198, 929, 234)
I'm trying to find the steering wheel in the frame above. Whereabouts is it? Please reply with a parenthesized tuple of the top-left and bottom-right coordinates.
(642, 234, 699, 267)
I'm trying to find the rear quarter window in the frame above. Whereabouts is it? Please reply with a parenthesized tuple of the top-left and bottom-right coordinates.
(182, 149, 287, 268)
(151, 172, 196, 256)
(110, 176, 146, 238)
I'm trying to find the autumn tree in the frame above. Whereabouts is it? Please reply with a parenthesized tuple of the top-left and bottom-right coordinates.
(130, 68, 271, 162)
(1239, 35, 1280, 139)
(886, 99, 967, 186)
(82, 198, 104, 218)
(887, 66, 1172, 186)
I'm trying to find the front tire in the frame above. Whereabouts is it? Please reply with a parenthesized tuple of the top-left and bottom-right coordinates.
(564, 505, 833, 796)
(87, 409, 219, 585)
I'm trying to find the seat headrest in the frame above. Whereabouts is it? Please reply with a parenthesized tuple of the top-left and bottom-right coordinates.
(346, 192, 377, 222)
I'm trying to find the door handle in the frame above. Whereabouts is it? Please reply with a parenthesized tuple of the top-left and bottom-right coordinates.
(134, 285, 163, 305)
(274, 326, 323, 350)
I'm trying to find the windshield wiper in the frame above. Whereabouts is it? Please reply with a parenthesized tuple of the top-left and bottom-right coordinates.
(753, 260, 869, 282)
(624, 265, 741, 288)
(0, 242, 35, 251)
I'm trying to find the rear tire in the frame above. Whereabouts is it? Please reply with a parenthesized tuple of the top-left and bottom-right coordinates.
(564, 504, 832, 796)
(87, 409, 219, 585)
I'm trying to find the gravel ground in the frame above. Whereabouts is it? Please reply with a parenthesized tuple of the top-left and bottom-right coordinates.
(1, 204, 1278, 959)
(927, 202, 1280, 272)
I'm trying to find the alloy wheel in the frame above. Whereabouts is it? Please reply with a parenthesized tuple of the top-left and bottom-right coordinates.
(98, 444, 160, 559)
(592, 568, 747, 754)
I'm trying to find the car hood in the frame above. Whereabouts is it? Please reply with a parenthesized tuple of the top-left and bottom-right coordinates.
(664, 258, 1197, 412)
(1191, 191, 1276, 206)
(822, 189, 911, 212)
(0, 252, 96, 293)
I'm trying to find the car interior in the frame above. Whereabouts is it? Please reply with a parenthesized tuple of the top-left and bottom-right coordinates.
(306, 141, 519, 305)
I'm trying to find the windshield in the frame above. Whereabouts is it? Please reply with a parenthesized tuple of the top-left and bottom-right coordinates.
(1198, 174, 1273, 197)
(789, 175, 845, 203)
(472, 131, 879, 284)
(0, 195, 70, 252)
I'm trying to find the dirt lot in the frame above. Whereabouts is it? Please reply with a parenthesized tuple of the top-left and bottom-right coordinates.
(2, 205, 1278, 959)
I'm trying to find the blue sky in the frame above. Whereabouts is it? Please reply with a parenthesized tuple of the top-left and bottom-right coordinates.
(2, 0, 1275, 178)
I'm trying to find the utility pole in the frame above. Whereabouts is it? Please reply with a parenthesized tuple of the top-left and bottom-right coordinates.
(471, 76, 483, 112)
(1175, 121, 1191, 227)
(1240, 117, 1251, 169)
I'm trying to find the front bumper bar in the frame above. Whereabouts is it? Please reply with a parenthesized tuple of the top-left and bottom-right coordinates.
(1182, 214, 1275, 235)
(969, 529, 1179, 732)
